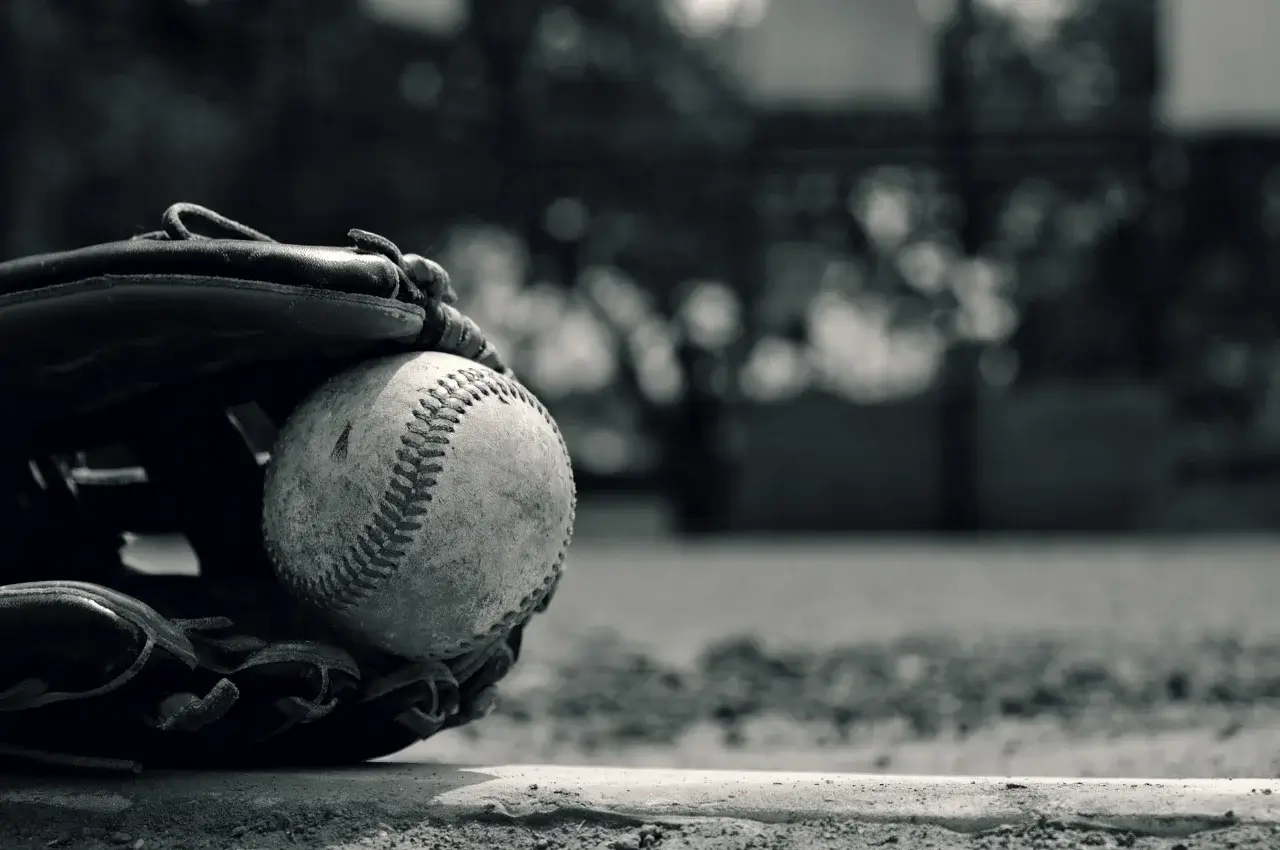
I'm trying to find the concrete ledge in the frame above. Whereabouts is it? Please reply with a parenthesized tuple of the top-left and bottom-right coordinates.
(1, 765, 1277, 838)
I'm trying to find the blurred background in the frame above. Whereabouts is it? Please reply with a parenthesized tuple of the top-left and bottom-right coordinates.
(11, 0, 1280, 776)
(12, 0, 1277, 536)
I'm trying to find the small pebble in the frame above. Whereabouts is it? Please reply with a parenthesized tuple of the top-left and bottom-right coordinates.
(109, 833, 133, 845)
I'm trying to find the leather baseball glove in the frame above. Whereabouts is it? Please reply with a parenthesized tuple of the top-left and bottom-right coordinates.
(0, 203, 559, 772)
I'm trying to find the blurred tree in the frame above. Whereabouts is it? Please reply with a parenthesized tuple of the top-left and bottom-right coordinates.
(953, 0, 1158, 386)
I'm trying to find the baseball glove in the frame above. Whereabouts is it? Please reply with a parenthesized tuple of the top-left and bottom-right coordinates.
(0, 203, 558, 772)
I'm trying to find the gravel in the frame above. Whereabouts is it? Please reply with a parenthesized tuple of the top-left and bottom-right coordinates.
(488, 631, 1280, 755)
(4, 812, 1276, 850)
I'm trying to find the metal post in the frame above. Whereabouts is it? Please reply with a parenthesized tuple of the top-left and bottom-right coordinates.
(937, 0, 981, 532)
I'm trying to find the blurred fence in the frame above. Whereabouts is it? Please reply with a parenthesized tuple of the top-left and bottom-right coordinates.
(725, 384, 1173, 533)
(5, 0, 1280, 532)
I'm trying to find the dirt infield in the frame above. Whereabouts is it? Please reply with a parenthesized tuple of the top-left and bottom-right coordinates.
(411, 630, 1280, 777)
(2, 768, 1278, 850)
(5, 816, 1276, 850)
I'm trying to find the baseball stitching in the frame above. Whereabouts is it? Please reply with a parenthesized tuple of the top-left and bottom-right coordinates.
(276, 366, 575, 659)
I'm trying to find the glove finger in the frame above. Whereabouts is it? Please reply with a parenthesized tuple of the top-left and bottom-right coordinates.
(0, 581, 205, 771)
(445, 635, 519, 730)
(0, 579, 376, 771)
(144, 632, 363, 767)
(418, 301, 510, 375)
(0, 581, 198, 710)
(252, 663, 458, 766)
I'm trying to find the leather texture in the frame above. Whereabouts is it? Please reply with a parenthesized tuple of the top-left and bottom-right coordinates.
(0, 239, 406, 297)
(0, 240, 427, 438)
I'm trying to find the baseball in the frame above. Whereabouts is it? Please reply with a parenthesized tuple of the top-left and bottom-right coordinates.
(261, 350, 575, 661)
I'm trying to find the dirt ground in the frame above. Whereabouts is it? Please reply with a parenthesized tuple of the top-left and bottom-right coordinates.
(412, 627, 1280, 777)
(465, 537, 1280, 778)
(414, 706, 1280, 778)
(3, 812, 1277, 850)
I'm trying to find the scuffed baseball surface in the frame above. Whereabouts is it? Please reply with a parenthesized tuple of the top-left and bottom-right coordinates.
(262, 351, 575, 661)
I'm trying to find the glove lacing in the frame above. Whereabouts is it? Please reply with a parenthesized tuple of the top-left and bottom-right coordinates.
(0, 610, 515, 773)
(132, 202, 509, 374)
(134, 202, 460, 309)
